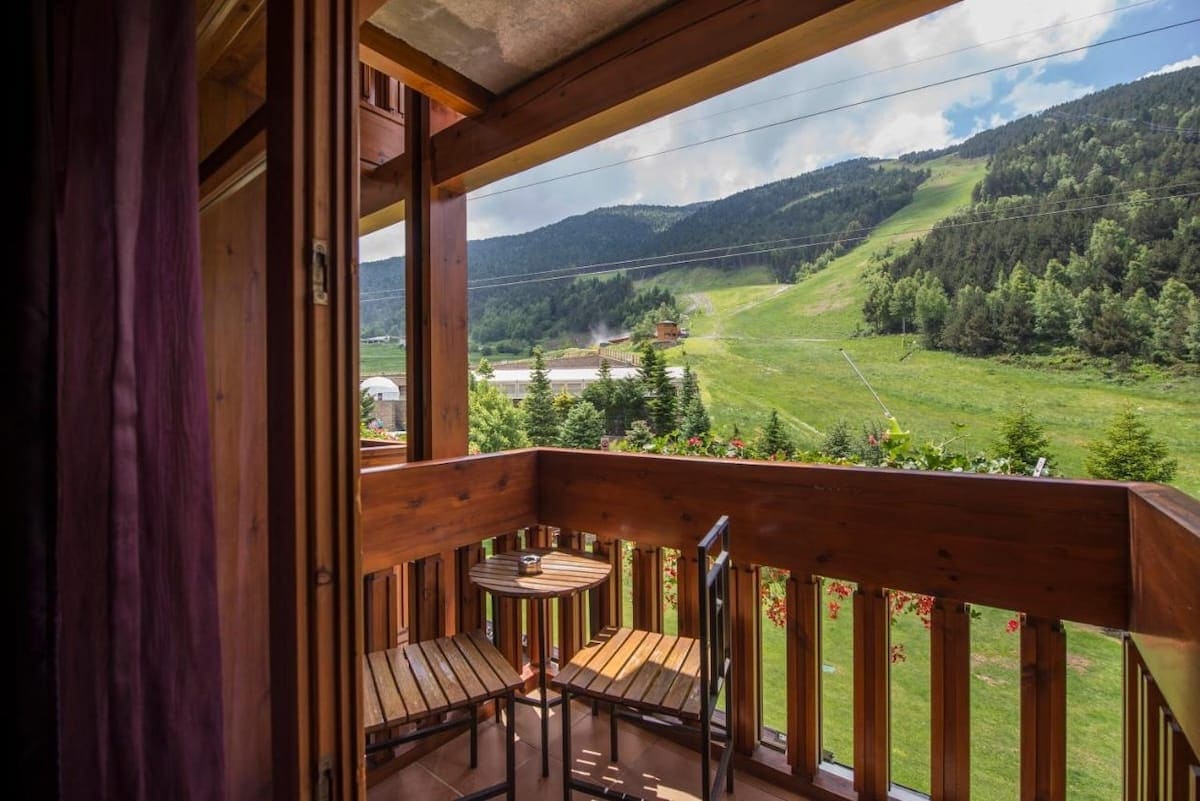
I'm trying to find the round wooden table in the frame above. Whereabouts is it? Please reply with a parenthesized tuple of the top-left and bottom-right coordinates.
(469, 548, 612, 776)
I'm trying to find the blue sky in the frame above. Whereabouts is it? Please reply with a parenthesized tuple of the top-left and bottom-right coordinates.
(359, 0, 1199, 262)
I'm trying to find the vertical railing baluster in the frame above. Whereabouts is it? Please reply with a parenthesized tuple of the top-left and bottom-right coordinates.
(854, 583, 890, 800)
(407, 556, 442, 643)
(632, 544, 663, 632)
(731, 562, 761, 755)
(1125, 636, 1141, 801)
(590, 538, 622, 630)
(493, 533, 524, 671)
(931, 597, 971, 801)
(1142, 671, 1161, 801)
(455, 543, 484, 634)
(676, 549, 701, 637)
(558, 529, 585, 665)
(786, 573, 821, 780)
(527, 526, 551, 674)
(1020, 616, 1067, 801)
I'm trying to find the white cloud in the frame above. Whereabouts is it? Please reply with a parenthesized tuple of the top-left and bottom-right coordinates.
(1003, 78, 1095, 116)
(1141, 54, 1200, 78)
(360, 224, 405, 263)
(351, 0, 1183, 251)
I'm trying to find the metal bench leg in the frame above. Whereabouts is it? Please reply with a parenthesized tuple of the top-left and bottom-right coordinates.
(610, 703, 619, 762)
(506, 693, 516, 801)
(470, 703, 478, 769)
(561, 689, 572, 801)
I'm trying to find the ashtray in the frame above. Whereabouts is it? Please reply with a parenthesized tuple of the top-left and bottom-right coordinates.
(518, 554, 543, 576)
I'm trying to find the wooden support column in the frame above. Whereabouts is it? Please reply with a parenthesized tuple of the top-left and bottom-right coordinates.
(786, 573, 821, 780)
(854, 583, 890, 800)
(402, 85, 468, 646)
(675, 548, 701, 638)
(265, 0, 361, 796)
(1020, 616, 1067, 801)
(931, 598, 971, 801)
(591, 538, 622, 632)
(493, 533, 524, 670)
(731, 562, 761, 755)
(632, 544, 663, 633)
(558, 530, 586, 664)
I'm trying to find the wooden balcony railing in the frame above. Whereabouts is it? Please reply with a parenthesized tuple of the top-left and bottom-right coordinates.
(361, 448, 1200, 800)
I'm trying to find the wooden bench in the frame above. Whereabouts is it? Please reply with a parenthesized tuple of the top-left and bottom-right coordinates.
(554, 516, 735, 801)
(363, 630, 523, 801)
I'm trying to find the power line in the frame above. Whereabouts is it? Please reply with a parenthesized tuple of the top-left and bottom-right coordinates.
(466, 17, 1200, 203)
(459, 181, 1200, 288)
(463, 189, 1200, 290)
(357, 186, 1200, 302)
(1044, 108, 1200, 135)
(600, 0, 1162, 146)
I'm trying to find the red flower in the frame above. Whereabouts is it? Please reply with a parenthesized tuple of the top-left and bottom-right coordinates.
(890, 644, 907, 663)
(827, 600, 841, 619)
(687, 436, 702, 447)
(730, 438, 745, 449)
(867, 434, 878, 446)
(1005, 618, 1020, 634)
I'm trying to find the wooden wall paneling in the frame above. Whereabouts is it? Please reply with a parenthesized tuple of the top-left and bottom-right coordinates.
(201, 171, 271, 801)
(632, 545, 663, 633)
(1129, 486, 1200, 759)
(1020, 616, 1067, 801)
(731, 563, 761, 756)
(265, 0, 361, 796)
(675, 548, 701, 638)
(786, 574, 821, 780)
(493, 533, 525, 671)
(360, 451, 538, 571)
(537, 450, 1130, 629)
(931, 598, 971, 801)
(854, 584, 890, 800)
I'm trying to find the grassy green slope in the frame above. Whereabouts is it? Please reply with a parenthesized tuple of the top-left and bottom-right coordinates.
(657, 156, 1200, 496)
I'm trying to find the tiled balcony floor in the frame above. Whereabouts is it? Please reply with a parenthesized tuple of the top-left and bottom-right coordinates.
(369, 695, 809, 801)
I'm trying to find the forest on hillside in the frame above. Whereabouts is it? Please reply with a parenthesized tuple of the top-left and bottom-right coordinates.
(360, 159, 930, 353)
(869, 67, 1200, 364)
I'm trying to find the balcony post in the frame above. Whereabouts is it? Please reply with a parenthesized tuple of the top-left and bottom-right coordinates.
(675, 548, 701, 637)
(931, 598, 971, 801)
(786, 573, 821, 780)
(731, 562, 761, 755)
(1020, 616, 1066, 801)
(854, 583, 890, 800)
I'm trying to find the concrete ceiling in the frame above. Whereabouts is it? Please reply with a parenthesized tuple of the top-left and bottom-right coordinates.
(369, 0, 677, 94)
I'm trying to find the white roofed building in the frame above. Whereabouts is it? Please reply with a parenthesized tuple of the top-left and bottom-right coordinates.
(480, 366, 684, 403)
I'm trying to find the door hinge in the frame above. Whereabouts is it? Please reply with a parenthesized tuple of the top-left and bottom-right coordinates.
(315, 754, 334, 801)
(311, 239, 329, 306)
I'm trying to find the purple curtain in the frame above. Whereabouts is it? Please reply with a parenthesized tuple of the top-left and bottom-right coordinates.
(49, 0, 227, 799)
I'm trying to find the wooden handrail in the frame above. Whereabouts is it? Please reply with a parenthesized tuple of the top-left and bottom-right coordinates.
(537, 449, 1130, 628)
(359, 447, 1200, 796)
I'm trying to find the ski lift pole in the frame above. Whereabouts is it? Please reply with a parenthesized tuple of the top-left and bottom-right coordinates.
(839, 348, 892, 419)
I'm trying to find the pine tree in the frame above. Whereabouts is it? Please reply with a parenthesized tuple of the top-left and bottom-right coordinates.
(993, 400, 1053, 474)
(941, 285, 996, 356)
(582, 359, 618, 433)
(360, 388, 377, 427)
(1085, 406, 1177, 482)
(821, 419, 854, 460)
(558, 401, 605, 449)
(624, 419, 654, 450)
(757, 410, 795, 459)
(523, 347, 559, 445)
(680, 398, 711, 439)
(639, 343, 677, 434)
(995, 263, 1036, 353)
(1124, 288, 1155, 358)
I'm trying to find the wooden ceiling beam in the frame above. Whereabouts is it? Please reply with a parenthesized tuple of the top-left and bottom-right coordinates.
(430, 0, 956, 192)
(196, 0, 266, 80)
(359, 0, 389, 26)
(359, 23, 493, 117)
(360, 155, 409, 235)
